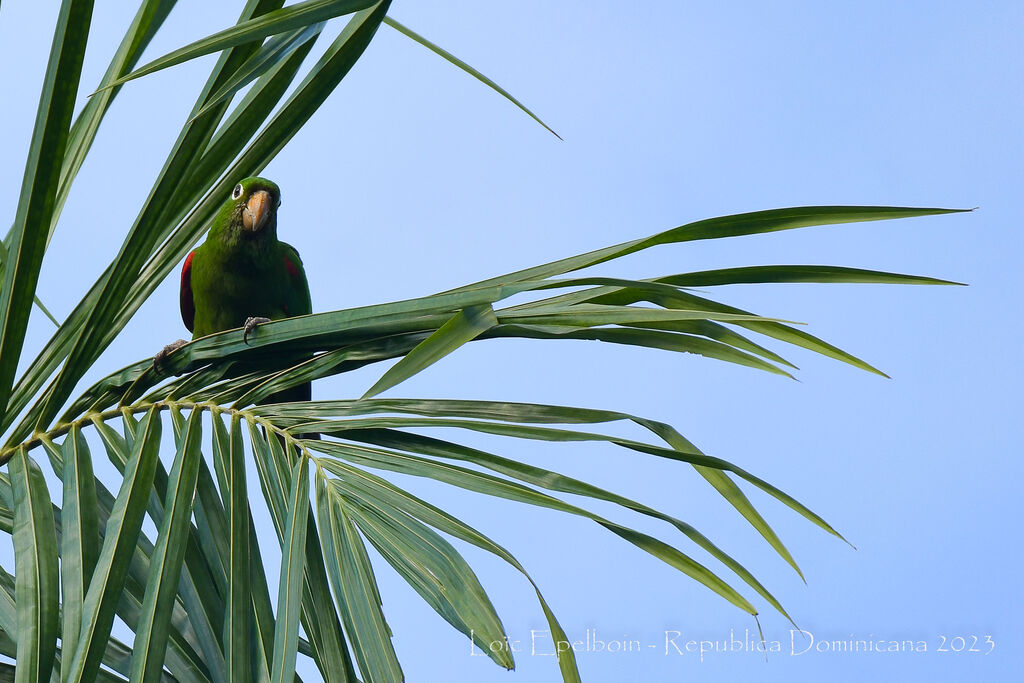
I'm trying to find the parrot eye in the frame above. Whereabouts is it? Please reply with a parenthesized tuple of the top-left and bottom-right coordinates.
(232, 184, 243, 200)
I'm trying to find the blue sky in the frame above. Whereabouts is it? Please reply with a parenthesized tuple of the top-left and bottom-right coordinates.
(1, 2, 1021, 681)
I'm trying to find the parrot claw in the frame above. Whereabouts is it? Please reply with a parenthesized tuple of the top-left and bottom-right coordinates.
(243, 316, 272, 345)
(154, 339, 188, 375)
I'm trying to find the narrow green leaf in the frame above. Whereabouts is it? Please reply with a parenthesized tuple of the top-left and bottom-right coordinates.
(628, 421, 847, 542)
(0, 236, 63, 326)
(316, 470, 403, 683)
(121, 409, 139, 446)
(199, 26, 320, 170)
(254, 396, 649, 424)
(65, 407, 162, 683)
(628, 319, 796, 368)
(248, 423, 289, 536)
(10, 448, 59, 683)
(520, 281, 854, 374)
(660, 264, 966, 287)
(485, 324, 794, 377)
(287, 415, 700, 455)
(289, 415, 632, 442)
(98, 0, 375, 91)
(208, 412, 230, 510)
(706, 466, 802, 575)
(186, 463, 230, 683)
(0, 564, 19, 645)
(32, 296, 60, 327)
(0, 237, 61, 324)
(188, 23, 325, 124)
(633, 417, 808, 579)
(270, 456, 310, 683)
(59, 425, 99, 683)
(498, 302, 792, 327)
(214, 414, 250, 682)
(598, 521, 746, 605)
(218, 334, 423, 408)
(0, 0, 94, 425)
(339, 481, 514, 669)
(0, 507, 12, 537)
(130, 408, 203, 682)
(608, 286, 889, 377)
(383, 16, 560, 139)
(362, 304, 496, 399)
(169, 409, 229, 597)
(246, 508, 280, 683)
(192, 454, 229, 580)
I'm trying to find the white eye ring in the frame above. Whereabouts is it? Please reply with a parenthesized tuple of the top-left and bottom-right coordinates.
(232, 184, 243, 199)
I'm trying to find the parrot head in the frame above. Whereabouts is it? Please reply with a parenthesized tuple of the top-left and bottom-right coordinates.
(212, 176, 282, 243)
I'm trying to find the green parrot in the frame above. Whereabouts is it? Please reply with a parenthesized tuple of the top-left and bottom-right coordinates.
(157, 177, 312, 404)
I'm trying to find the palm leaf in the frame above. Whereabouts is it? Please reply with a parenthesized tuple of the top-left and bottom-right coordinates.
(213, 413, 251, 681)
(362, 304, 498, 398)
(10, 448, 59, 683)
(270, 456, 310, 683)
(383, 15, 561, 139)
(59, 425, 99, 682)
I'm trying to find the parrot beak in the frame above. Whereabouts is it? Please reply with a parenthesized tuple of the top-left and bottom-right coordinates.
(242, 190, 272, 232)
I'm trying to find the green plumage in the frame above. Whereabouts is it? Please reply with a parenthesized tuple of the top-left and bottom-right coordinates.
(181, 177, 311, 403)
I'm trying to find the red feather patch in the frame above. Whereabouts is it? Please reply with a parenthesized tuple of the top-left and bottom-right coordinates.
(283, 254, 299, 280)
(180, 251, 195, 333)
(282, 255, 300, 316)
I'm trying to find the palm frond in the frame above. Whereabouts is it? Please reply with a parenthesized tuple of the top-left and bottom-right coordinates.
(0, 1, 965, 681)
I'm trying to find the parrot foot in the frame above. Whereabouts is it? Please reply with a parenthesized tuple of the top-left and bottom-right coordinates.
(243, 316, 272, 345)
(154, 339, 188, 375)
